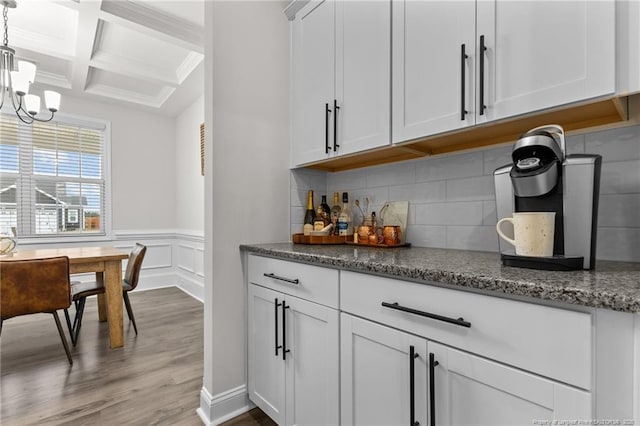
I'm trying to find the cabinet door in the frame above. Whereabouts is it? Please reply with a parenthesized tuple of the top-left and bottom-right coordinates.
(392, 0, 476, 143)
(334, 0, 391, 156)
(341, 314, 428, 426)
(248, 285, 285, 424)
(292, 0, 335, 166)
(284, 296, 339, 425)
(476, 0, 615, 124)
(429, 342, 592, 426)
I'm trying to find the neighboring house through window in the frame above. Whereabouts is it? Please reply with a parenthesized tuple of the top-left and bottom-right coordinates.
(0, 113, 110, 239)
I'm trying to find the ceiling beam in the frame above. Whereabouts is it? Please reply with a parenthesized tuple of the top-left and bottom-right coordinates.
(70, 0, 102, 93)
(99, 0, 204, 53)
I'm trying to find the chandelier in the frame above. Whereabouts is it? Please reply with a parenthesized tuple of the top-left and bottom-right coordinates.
(0, 0, 61, 124)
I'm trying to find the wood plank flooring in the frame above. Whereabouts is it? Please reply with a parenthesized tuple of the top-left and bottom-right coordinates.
(0, 287, 204, 425)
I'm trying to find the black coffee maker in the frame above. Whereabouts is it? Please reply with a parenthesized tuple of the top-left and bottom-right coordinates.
(493, 124, 602, 270)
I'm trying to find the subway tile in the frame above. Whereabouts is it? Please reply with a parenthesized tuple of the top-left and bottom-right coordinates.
(599, 160, 640, 194)
(366, 162, 416, 188)
(416, 151, 484, 182)
(446, 226, 499, 252)
(565, 134, 585, 154)
(290, 169, 327, 190)
(585, 125, 640, 162)
(446, 176, 495, 201)
(598, 194, 640, 227)
(596, 228, 640, 262)
(483, 200, 498, 226)
(327, 169, 367, 191)
(415, 202, 484, 226)
(389, 181, 446, 203)
(291, 189, 307, 207)
(483, 145, 512, 176)
(405, 225, 447, 248)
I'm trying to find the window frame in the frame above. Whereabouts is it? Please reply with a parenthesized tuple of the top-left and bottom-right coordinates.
(0, 111, 113, 244)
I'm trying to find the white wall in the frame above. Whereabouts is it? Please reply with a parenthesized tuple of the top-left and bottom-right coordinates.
(176, 94, 205, 235)
(57, 95, 177, 232)
(200, 1, 291, 424)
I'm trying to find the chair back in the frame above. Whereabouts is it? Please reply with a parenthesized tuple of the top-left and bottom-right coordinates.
(124, 243, 147, 291)
(1, 257, 72, 320)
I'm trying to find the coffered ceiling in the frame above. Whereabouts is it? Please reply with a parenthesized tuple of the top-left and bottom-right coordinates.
(5, 0, 204, 117)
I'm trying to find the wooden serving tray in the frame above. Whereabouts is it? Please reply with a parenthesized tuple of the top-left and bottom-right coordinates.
(346, 242, 411, 248)
(292, 233, 348, 245)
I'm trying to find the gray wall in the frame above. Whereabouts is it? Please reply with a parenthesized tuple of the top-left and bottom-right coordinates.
(292, 124, 640, 262)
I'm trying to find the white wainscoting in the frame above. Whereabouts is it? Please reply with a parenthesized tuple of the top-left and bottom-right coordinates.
(16, 229, 204, 302)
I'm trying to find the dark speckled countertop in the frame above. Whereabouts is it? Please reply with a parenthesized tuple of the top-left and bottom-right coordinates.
(240, 243, 640, 313)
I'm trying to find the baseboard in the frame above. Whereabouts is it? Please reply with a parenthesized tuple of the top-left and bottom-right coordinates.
(176, 270, 204, 302)
(197, 385, 252, 425)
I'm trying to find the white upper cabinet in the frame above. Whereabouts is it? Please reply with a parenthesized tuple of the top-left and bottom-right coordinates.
(477, 0, 615, 124)
(292, 0, 391, 166)
(392, 0, 477, 142)
(392, 0, 616, 144)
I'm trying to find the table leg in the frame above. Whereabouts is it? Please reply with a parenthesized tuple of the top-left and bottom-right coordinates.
(104, 259, 124, 349)
(96, 272, 107, 322)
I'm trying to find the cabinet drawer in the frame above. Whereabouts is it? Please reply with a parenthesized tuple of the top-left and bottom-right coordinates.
(248, 255, 339, 308)
(341, 271, 592, 390)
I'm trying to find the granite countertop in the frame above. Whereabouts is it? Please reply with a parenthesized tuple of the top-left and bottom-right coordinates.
(240, 243, 640, 313)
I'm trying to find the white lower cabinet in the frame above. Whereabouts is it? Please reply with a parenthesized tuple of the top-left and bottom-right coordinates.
(430, 342, 591, 425)
(340, 313, 590, 426)
(248, 281, 339, 425)
(341, 314, 428, 426)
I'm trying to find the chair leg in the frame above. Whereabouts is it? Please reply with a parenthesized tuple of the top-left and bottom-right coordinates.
(52, 311, 73, 365)
(123, 291, 138, 335)
(64, 298, 87, 346)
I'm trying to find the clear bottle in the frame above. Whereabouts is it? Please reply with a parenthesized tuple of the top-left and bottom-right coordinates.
(303, 190, 315, 236)
(330, 192, 342, 235)
(337, 192, 353, 236)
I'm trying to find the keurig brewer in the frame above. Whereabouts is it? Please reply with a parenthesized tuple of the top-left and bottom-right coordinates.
(493, 124, 602, 270)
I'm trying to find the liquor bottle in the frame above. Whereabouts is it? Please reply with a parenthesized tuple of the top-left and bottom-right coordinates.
(303, 190, 315, 236)
(337, 192, 353, 236)
(330, 192, 342, 235)
(314, 204, 328, 231)
(321, 195, 331, 218)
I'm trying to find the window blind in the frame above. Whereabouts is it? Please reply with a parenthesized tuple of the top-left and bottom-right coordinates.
(0, 113, 107, 237)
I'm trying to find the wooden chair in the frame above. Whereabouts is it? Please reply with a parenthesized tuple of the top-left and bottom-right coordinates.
(64, 243, 146, 346)
(0, 256, 74, 365)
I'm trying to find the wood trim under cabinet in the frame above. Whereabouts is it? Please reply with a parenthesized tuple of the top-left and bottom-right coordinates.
(302, 95, 633, 173)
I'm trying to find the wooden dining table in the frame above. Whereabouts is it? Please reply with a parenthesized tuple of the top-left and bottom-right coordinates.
(1, 246, 130, 349)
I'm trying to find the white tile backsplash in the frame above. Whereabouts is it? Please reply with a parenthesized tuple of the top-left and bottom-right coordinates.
(416, 151, 483, 182)
(291, 123, 640, 262)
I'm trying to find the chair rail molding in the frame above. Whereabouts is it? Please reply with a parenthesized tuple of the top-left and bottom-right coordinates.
(17, 228, 204, 302)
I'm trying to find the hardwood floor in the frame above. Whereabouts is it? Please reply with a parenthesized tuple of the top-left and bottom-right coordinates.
(0, 287, 204, 426)
(220, 408, 276, 426)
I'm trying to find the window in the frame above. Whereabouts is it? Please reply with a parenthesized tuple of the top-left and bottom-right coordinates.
(0, 113, 109, 238)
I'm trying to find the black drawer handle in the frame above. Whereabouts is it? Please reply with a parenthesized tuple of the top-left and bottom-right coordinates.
(479, 34, 487, 116)
(460, 43, 468, 121)
(275, 298, 282, 356)
(282, 301, 290, 360)
(264, 273, 299, 285)
(381, 302, 471, 328)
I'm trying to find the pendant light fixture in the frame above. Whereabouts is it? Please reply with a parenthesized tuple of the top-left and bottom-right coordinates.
(0, 0, 61, 124)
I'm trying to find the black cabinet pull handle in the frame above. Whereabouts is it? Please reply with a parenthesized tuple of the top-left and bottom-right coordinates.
(282, 301, 290, 360)
(410, 346, 420, 426)
(275, 298, 282, 356)
(333, 99, 340, 152)
(381, 302, 471, 328)
(429, 353, 439, 426)
(460, 44, 468, 121)
(325, 103, 331, 154)
(264, 273, 299, 285)
(479, 35, 487, 116)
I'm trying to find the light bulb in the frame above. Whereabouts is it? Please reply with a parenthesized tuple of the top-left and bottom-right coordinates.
(44, 90, 60, 112)
(18, 61, 37, 83)
(10, 71, 30, 96)
(24, 94, 40, 115)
